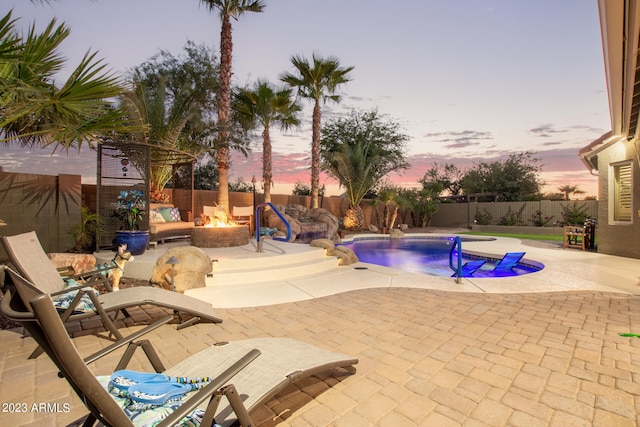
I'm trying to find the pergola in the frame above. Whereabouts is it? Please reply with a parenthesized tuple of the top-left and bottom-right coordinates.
(96, 142, 196, 251)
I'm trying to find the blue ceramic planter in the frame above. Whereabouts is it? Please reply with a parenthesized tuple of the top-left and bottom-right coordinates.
(115, 230, 149, 255)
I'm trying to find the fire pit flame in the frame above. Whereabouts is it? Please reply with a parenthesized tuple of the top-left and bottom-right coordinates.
(203, 210, 238, 228)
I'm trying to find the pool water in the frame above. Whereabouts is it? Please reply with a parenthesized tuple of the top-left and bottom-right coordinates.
(340, 237, 542, 278)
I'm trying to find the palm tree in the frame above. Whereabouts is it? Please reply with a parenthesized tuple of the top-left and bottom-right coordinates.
(0, 10, 133, 149)
(232, 79, 301, 203)
(557, 184, 585, 201)
(199, 0, 265, 213)
(320, 109, 409, 230)
(120, 77, 205, 201)
(281, 54, 354, 208)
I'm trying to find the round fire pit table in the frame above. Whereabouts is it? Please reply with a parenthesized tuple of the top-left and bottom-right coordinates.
(191, 225, 250, 248)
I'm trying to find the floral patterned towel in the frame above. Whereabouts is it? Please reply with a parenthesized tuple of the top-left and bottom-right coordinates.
(51, 279, 99, 313)
(97, 376, 211, 427)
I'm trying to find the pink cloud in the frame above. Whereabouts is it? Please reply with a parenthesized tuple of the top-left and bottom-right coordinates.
(231, 147, 599, 198)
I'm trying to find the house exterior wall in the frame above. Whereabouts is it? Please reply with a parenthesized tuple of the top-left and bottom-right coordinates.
(596, 139, 640, 258)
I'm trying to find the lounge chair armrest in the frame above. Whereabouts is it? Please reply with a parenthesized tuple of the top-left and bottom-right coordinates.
(157, 348, 261, 427)
(48, 282, 97, 297)
(0, 289, 35, 320)
(83, 315, 174, 365)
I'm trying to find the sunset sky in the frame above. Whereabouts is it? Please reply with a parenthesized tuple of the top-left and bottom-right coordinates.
(2, 0, 609, 198)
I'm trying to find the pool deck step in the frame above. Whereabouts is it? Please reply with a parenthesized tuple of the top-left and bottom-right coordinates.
(211, 246, 329, 271)
(207, 256, 339, 285)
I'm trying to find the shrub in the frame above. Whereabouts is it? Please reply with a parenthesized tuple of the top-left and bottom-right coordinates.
(474, 208, 493, 225)
(530, 210, 554, 227)
(498, 204, 526, 226)
(560, 202, 590, 226)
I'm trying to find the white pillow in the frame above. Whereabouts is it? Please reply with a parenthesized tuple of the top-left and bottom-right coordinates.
(150, 210, 166, 224)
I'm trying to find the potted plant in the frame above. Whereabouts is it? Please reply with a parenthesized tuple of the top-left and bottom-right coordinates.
(114, 189, 149, 255)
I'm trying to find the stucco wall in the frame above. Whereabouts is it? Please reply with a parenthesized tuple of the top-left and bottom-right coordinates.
(0, 172, 82, 260)
(595, 140, 640, 258)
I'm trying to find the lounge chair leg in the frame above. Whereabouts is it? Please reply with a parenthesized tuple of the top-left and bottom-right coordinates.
(201, 394, 223, 427)
(114, 342, 140, 371)
(81, 413, 98, 427)
(176, 316, 200, 330)
(113, 339, 166, 372)
(140, 339, 166, 372)
(222, 384, 255, 427)
(28, 346, 45, 359)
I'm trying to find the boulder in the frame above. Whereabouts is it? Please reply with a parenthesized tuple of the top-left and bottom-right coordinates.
(310, 238, 336, 253)
(329, 245, 359, 266)
(150, 246, 212, 293)
(266, 210, 300, 241)
(310, 208, 340, 239)
(368, 224, 379, 233)
(48, 253, 97, 274)
(389, 228, 406, 239)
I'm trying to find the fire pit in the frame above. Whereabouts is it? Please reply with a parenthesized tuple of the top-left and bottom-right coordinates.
(191, 225, 250, 248)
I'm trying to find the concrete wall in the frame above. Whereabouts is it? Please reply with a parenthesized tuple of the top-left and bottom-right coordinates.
(429, 200, 598, 229)
(0, 172, 82, 260)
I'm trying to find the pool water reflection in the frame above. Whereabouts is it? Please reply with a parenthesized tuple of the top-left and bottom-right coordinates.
(340, 237, 543, 278)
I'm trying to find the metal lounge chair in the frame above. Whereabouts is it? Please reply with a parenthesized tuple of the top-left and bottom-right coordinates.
(1, 231, 223, 357)
(493, 251, 526, 271)
(0, 279, 359, 426)
(451, 259, 486, 278)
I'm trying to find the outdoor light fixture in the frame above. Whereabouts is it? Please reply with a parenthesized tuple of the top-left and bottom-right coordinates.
(165, 256, 180, 291)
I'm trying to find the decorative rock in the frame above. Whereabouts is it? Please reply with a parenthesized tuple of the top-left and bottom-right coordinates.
(48, 253, 97, 274)
(329, 246, 359, 266)
(389, 228, 406, 239)
(264, 204, 340, 241)
(266, 210, 300, 241)
(310, 238, 336, 253)
(310, 208, 339, 239)
(368, 224, 379, 233)
(150, 246, 212, 293)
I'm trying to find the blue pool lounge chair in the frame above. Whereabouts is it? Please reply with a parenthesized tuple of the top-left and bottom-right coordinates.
(451, 260, 486, 277)
(494, 252, 526, 271)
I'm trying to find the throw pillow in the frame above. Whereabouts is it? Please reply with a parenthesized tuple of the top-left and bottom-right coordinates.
(159, 207, 174, 222)
(150, 210, 166, 224)
(169, 207, 181, 222)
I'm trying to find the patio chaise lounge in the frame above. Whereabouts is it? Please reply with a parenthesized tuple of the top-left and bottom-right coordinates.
(0, 278, 358, 426)
(493, 251, 526, 271)
(1, 231, 222, 357)
(451, 259, 486, 277)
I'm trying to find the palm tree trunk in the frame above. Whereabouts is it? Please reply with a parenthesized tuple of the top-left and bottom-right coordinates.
(310, 99, 322, 208)
(344, 204, 364, 231)
(263, 125, 272, 204)
(216, 13, 233, 213)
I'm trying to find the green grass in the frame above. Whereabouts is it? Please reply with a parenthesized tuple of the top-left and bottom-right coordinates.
(459, 231, 565, 242)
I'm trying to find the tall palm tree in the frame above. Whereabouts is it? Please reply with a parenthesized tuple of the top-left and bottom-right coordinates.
(199, 0, 265, 213)
(232, 79, 301, 203)
(281, 54, 354, 208)
(0, 10, 133, 149)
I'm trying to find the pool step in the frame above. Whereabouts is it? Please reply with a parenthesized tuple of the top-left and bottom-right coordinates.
(206, 255, 339, 286)
(211, 246, 328, 272)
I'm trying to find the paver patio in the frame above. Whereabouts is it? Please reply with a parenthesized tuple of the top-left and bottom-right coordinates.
(1, 286, 639, 426)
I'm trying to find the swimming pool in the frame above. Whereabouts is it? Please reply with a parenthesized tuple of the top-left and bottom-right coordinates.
(340, 236, 543, 278)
